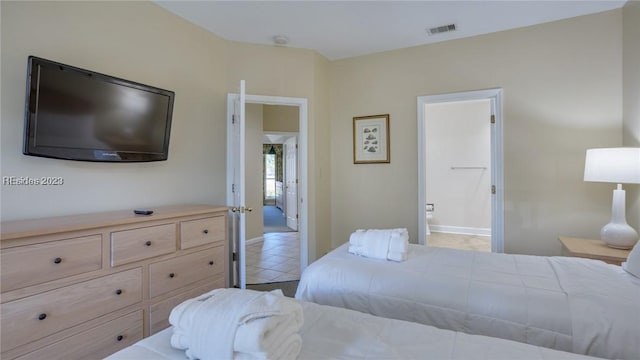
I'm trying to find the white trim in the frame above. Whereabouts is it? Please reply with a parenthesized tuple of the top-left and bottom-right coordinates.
(417, 88, 504, 253)
(226, 93, 310, 281)
(263, 131, 298, 139)
(246, 236, 264, 246)
(429, 225, 492, 237)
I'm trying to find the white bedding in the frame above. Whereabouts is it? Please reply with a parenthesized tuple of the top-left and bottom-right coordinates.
(107, 300, 602, 360)
(295, 243, 640, 360)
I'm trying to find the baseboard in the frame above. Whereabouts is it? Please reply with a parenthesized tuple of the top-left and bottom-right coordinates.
(429, 225, 491, 237)
(246, 236, 264, 245)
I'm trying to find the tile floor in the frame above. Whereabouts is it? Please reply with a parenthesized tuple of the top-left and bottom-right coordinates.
(427, 232, 491, 252)
(246, 232, 300, 284)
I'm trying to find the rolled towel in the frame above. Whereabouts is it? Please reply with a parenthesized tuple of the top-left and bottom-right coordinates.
(169, 288, 303, 360)
(348, 228, 409, 262)
(349, 229, 390, 259)
(348, 229, 366, 246)
(388, 229, 409, 252)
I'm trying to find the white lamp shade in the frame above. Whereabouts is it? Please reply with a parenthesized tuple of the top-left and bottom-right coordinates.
(584, 148, 640, 184)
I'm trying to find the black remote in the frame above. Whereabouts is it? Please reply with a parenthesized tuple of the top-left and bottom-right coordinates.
(134, 209, 153, 215)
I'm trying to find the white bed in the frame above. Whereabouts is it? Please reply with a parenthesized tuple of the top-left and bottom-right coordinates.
(106, 299, 602, 360)
(295, 243, 640, 360)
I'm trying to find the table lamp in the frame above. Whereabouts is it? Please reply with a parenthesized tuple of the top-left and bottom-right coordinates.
(584, 147, 640, 249)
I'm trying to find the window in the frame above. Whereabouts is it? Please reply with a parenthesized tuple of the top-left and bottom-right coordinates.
(264, 153, 276, 203)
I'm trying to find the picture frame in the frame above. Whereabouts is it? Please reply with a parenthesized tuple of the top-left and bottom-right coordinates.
(353, 114, 390, 164)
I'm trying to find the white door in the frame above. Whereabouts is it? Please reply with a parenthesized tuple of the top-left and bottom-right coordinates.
(284, 136, 298, 230)
(227, 80, 248, 289)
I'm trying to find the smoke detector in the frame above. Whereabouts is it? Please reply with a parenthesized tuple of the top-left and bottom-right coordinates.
(273, 35, 289, 45)
(427, 24, 456, 36)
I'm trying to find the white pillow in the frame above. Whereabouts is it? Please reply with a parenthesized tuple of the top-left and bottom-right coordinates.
(622, 240, 640, 278)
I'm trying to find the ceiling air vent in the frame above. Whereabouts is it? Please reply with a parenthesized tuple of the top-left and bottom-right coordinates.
(427, 24, 456, 36)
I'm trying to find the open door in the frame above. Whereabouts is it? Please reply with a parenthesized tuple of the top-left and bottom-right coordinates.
(284, 136, 298, 230)
(227, 80, 248, 289)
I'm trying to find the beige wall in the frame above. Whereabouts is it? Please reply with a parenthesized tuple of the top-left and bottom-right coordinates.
(0, 1, 332, 264)
(623, 2, 640, 232)
(245, 104, 265, 240)
(425, 100, 491, 232)
(330, 10, 623, 255)
(263, 105, 299, 132)
(2, 1, 630, 259)
(311, 52, 332, 257)
(0, 1, 228, 221)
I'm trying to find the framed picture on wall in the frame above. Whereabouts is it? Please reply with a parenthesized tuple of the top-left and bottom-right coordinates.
(353, 114, 390, 164)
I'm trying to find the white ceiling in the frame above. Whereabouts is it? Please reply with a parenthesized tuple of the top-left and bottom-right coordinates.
(155, 0, 626, 60)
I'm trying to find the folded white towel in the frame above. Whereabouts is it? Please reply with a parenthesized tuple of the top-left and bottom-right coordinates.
(169, 288, 303, 360)
(348, 228, 409, 262)
(349, 229, 390, 259)
(388, 229, 409, 252)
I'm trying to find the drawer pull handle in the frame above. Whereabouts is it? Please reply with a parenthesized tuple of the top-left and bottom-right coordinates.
(115, 289, 123, 295)
(209, 260, 214, 266)
(145, 241, 152, 247)
(203, 229, 209, 234)
(53, 257, 62, 264)
(116, 335, 124, 342)
(169, 273, 175, 278)
(38, 313, 47, 321)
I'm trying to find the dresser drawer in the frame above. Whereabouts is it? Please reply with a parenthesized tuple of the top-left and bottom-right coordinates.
(149, 246, 225, 298)
(180, 215, 226, 250)
(16, 310, 143, 360)
(1, 235, 102, 293)
(149, 279, 226, 335)
(1, 268, 142, 352)
(111, 223, 176, 267)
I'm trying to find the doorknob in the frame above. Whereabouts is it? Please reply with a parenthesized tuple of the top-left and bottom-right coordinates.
(230, 206, 252, 213)
(246, 207, 253, 212)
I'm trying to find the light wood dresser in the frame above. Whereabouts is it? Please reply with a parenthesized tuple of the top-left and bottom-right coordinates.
(0, 204, 229, 359)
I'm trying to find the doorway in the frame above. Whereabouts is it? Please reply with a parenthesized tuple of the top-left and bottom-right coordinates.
(242, 131, 300, 285)
(226, 89, 309, 289)
(417, 89, 504, 252)
(262, 132, 298, 234)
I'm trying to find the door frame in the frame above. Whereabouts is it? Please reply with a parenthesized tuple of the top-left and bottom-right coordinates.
(417, 88, 504, 252)
(226, 93, 309, 288)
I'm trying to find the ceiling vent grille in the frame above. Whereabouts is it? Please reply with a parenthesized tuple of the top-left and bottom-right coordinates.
(427, 24, 456, 36)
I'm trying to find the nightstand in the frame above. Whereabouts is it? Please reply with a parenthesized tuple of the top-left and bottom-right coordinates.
(558, 236, 631, 266)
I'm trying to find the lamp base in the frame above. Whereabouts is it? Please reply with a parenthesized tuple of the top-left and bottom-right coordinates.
(600, 187, 639, 249)
(601, 223, 639, 249)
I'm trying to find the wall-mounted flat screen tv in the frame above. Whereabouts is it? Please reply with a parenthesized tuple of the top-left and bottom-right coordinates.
(23, 56, 175, 162)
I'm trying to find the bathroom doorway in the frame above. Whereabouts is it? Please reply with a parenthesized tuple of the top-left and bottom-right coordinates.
(417, 89, 504, 253)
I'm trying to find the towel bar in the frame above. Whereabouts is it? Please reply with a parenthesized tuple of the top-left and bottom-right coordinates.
(450, 166, 487, 170)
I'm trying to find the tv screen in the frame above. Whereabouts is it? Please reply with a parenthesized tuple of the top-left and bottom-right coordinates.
(23, 56, 175, 162)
